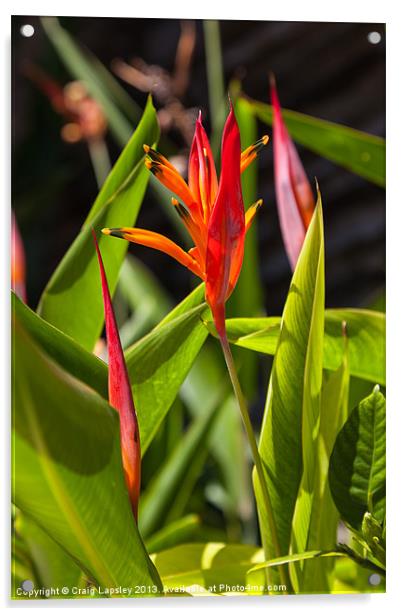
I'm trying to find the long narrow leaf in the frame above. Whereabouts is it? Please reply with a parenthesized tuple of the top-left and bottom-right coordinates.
(254, 193, 324, 584)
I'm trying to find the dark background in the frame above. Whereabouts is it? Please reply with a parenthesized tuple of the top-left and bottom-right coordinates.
(12, 17, 386, 313)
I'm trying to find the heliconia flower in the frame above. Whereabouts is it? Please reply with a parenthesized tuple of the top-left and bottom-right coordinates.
(270, 75, 315, 270)
(11, 212, 27, 303)
(92, 231, 141, 521)
(102, 104, 267, 339)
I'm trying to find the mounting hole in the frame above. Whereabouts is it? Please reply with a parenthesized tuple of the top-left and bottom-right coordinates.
(21, 579, 34, 592)
(368, 573, 382, 586)
(367, 31, 381, 45)
(20, 24, 35, 38)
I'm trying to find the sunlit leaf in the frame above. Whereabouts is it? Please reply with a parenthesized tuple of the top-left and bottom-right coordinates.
(254, 193, 324, 587)
(151, 543, 264, 594)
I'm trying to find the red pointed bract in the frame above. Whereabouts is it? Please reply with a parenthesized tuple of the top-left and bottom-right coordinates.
(271, 77, 315, 270)
(205, 105, 245, 339)
(92, 231, 141, 520)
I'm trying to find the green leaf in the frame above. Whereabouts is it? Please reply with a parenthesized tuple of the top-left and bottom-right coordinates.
(37, 97, 159, 351)
(206, 308, 385, 385)
(254, 194, 324, 578)
(151, 543, 264, 594)
(145, 515, 201, 554)
(248, 98, 385, 187)
(329, 387, 386, 529)
(125, 303, 209, 454)
(12, 317, 162, 591)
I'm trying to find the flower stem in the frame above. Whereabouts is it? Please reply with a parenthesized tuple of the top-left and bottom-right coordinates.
(219, 334, 290, 592)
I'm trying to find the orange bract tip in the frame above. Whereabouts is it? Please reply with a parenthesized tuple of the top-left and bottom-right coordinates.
(262, 135, 269, 145)
(143, 144, 150, 153)
(101, 228, 111, 235)
(171, 197, 179, 206)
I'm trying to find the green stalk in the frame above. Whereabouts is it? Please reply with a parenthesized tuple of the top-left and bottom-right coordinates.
(219, 334, 290, 592)
(203, 20, 226, 155)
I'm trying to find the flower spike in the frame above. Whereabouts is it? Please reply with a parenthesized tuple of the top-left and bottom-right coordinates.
(271, 74, 315, 270)
(92, 231, 141, 521)
(103, 101, 267, 340)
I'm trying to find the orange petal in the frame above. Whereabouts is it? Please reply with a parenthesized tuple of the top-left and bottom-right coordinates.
(240, 135, 269, 173)
(245, 199, 263, 233)
(145, 158, 196, 211)
(188, 113, 218, 221)
(102, 227, 204, 279)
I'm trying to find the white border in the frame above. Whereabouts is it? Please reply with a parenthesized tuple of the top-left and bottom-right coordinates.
(2, 1, 401, 614)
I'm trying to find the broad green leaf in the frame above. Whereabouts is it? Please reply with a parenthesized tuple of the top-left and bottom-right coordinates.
(12, 318, 162, 591)
(207, 308, 385, 385)
(329, 387, 386, 529)
(151, 543, 264, 594)
(145, 515, 201, 554)
(254, 195, 324, 581)
(125, 303, 209, 453)
(248, 98, 385, 187)
(301, 339, 350, 591)
(41, 17, 139, 144)
(38, 97, 159, 351)
(139, 397, 224, 537)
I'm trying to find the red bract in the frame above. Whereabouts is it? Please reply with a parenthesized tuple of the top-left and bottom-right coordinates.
(11, 212, 27, 303)
(205, 106, 245, 338)
(102, 104, 267, 340)
(271, 76, 315, 270)
(92, 231, 141, 521)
